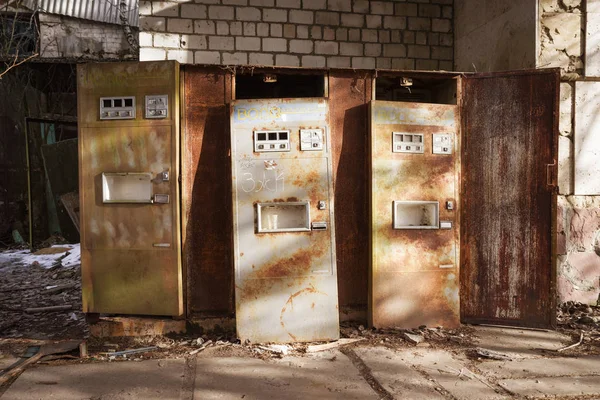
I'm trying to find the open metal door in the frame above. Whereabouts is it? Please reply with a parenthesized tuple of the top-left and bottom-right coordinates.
(460, 69, 559, 329)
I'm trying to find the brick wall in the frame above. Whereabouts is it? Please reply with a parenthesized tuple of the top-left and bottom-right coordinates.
(139, 0, 453, 69)
(39, 14, 136, 60)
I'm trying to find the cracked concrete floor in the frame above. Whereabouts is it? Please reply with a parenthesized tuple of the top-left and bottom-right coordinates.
(2, 326, 600, 400)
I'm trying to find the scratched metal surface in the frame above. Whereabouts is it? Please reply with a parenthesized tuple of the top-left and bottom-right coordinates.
(231, 98, 339, 343)
(181, 67, 234, 317)
(369, 100, 460, 329)
(460, 70, 558, 328)
(77, 61, 183, 316)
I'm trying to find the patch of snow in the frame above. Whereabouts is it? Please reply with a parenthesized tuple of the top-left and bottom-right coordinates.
(0, 244, 80, 269)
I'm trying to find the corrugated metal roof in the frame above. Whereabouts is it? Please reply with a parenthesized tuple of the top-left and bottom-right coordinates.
(22, 0, 139, 27)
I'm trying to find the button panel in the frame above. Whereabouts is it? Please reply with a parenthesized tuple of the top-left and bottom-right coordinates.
(99, 96, 135, 120)
(432, 133, 453, 155)
(145, 95, 168, 119)
(392, 132, 424, 153)
(300, 129, 325, 151)
(254, 130, 291, 153)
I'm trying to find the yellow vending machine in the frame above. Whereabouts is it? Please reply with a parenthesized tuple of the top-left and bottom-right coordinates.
(230, 98, 339, 343)
(77, 61, 183, 316)
(369, 100, 460, 329)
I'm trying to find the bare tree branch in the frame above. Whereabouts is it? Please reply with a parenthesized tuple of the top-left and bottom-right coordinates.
(0, 51, 37, 78)
(1, 0, 40, 79)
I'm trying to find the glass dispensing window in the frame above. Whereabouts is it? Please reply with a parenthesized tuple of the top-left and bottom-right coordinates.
(256, 201, 311, 233)
(102, 172, 153, 203)
(393, 201, 439, 229)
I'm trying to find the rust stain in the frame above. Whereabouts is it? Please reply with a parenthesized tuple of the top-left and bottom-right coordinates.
(231, 97, 339, 342)
(370, 100, 460, 329)
(329, 71, 372, 309)
(182, 67, 234, 315)
(292, 169, 319, 187)
(460, 71, 557, 329)
(78, 61, 182, 316)
(253, 242, 327, 279)
(279, 284, 326, 330)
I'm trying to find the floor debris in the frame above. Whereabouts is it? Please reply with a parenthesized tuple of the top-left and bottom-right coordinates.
(103, 347, 159, 358)
(306, 338, 365, 353)
(475, 347, 513, 360)
(257, 344, 291, 355)
(557, 331, 584, 353)
(402, 332, 425, 345)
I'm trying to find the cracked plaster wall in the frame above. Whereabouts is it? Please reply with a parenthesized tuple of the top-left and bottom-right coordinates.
(38, 13, 136, 61)
(540, 0, 600, 305)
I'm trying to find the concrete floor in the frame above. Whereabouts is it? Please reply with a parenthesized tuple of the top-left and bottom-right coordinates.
(2, 326, 600, 400)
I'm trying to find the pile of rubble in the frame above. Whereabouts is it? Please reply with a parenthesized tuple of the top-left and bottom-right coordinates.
(0, 245, 87, 340)
(558, 301, 600, 328)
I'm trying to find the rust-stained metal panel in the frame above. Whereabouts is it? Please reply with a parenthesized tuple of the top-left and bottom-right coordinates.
(181, 67, 234, 316)
(370, 100, 461, 329)
(460, 70, 559, 329)
(231, 98, 339, 343)
(328, 71, 372, 309)
(77, 61, 182, 316)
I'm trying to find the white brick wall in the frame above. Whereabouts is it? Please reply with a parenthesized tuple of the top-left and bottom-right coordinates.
(139, 0, 453, 69)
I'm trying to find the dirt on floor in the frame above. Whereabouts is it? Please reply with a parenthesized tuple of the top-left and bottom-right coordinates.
(1, 245, 599, 369)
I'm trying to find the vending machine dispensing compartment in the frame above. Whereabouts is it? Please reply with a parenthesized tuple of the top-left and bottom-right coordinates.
(101, 172, 153, 203)
(256, 201, 311, 233)
(393, 200, 439, 229)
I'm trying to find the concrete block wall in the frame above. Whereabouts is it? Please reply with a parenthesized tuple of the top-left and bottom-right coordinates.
(139, 0, 453, 69)
(39, 14, 136, 60)
(539, 0, 600, 305)
(455, 1, 537, 72)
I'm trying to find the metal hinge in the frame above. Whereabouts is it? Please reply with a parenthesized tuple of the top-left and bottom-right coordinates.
(547, 159, 557, 188)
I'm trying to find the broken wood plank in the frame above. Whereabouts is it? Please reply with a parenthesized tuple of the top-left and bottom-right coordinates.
(0, 341, 81, 385)
(25, 305, 72, 313)
(557, 331, 584, 353)
(101, 347, 158, 357)
(475, 347, 513, 361)
(306, 338, 365, 353)
(44, 283, 77, 294)
(60, 192, 80, 233)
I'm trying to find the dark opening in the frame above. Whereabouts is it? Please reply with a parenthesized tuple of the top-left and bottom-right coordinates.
(0, 13, 38, 56)
(376, 75, 457, 105)
(235, 73, 325, 99)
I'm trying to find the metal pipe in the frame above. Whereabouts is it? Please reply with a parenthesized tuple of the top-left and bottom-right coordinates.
(25, 118, 33, 248)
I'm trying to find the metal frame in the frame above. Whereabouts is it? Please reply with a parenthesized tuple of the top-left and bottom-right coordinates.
(392, 200, 440, 230)
(256, 201, 311, 233)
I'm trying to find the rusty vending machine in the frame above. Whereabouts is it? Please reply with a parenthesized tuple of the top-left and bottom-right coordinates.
(77, 61, 183, 317)
(369, 100, 460, 329)
(230, 98, 339, 343)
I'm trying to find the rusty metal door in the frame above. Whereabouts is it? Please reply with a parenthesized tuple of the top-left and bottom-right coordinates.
(369, 101, 461, 329)
(230, 98, 339, 343)
(460, 70, 559, 328)
(78, 61, 183, 317)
